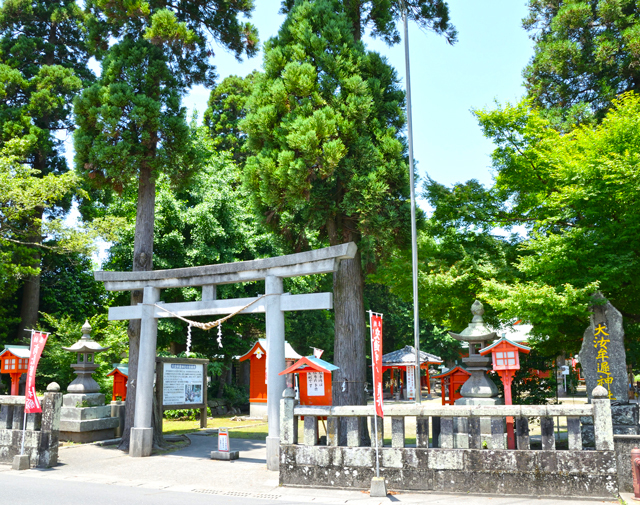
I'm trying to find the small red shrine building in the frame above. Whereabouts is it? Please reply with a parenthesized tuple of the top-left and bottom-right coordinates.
(279, 356, 339, 407)
(432, 366, 471, 405)
(106, 364, 129, 402)
(239, 339, 302, 417)
(0, 345, 29, 395)
(382, 346, 442, 398)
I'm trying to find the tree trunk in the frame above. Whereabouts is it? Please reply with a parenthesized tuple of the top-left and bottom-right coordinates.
(15, 207, 44, 341)
(332, 248, 369, 445)
(119, 162, 156, 451)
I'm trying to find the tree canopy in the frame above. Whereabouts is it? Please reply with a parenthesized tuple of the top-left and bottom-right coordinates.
(523, 0, 640, 119)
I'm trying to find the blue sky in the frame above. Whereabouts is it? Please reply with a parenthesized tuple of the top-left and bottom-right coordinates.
(182, 1, 535, 192)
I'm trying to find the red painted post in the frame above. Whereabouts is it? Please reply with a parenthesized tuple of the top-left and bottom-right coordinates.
(632, 447, 640, 499)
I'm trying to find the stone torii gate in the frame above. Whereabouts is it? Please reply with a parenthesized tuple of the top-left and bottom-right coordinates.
(94, 243, 356, 470)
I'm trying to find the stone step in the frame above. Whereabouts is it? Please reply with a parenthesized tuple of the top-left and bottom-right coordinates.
(59, 416, 120, 433)
(61, 406, 112, 421)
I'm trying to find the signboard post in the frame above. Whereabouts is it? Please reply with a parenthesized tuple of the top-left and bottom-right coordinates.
(155, 357, 209, 433)
(368, 311, 384, 478)
(406, 365, 416, 401)
(218, 428, 230, 452)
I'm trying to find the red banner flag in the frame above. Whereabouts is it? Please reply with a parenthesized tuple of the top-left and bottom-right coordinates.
(370, 313, 384, 418)
(24, 332, 48, 414)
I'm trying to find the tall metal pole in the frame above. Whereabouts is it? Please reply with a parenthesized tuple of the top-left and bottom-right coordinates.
(402, 3, 421, 404)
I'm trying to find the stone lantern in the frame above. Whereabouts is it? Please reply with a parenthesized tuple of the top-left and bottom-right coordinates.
(62, 320, 109, 394)
(448, 301, 502, 406)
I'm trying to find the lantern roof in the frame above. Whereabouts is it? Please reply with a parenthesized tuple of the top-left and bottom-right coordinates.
(0, 345, 30, 359)
(61, 320, 110, 354)
(382, 345, 442, 367)
(432, 365, 471, 379)
(448, 300, 497, 343)
(238, 339, 302, 362)
(107, 364, 129, 377)
(478, 337, 531, 356)
(279, 356, 339, 375)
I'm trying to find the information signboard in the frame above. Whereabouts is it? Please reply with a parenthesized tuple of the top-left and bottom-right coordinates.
(218, 428, 229, 452)
(162, 362, 204, 406)
(306, 372, 324, 396)
(406, 365, 416, 400)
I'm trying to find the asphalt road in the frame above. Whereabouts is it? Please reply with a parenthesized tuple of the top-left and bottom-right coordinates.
(0, 473, 301, 505)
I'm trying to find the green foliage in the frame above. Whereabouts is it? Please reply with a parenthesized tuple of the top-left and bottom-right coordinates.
(203, 72, 259, 164)
(74, 38, 195, 189)
(37, 313, 129, 395)
(243, 0, 411, 258)
(371, 226, 520, 334)
(523, 0, 640, 119)
(364, 282, 462, 363)
(280, 0, 456, 45)
(418, 93, 640, 358)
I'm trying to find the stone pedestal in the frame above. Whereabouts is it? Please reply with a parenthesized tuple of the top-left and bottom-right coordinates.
(581, 403, 639, 447)
(59, 393, 119, 443)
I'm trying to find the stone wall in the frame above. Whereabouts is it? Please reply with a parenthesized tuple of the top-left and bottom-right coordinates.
(0, 390, 62, 467)
(280, 445, 618, 499)
(613, 434, 640, 493)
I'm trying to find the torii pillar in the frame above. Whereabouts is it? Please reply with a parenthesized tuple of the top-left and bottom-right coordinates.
(95, 243, 357, 469)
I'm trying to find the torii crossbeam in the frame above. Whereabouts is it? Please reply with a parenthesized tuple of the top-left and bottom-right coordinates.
(95, 243, 357, 469)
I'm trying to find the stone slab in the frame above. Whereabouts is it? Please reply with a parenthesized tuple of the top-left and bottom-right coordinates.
(59, 428, 116, 444)
(579, 296, 628, 402)
(210, 450, 239, 460)
(12, 454, 29, 470)
(60, 405, 112, 421)
(62, 393, 105, 408)
(59, 416, 119, 432)
(370, 476, 387, 497)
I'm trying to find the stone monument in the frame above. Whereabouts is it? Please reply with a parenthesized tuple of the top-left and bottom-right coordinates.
(59, 321, 120, 443)
(579, 294, 638, 443)
(449, 301, 502, 406)
(448, 301, 502, 447)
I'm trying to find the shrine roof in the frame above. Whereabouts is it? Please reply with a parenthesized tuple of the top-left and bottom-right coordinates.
(107, 364, 129, 377)
(0, 345, 30, 359)
(279, 356, 339, 375)
(479, 337, 531, 355)
(238, 339, 302, 362)
(432, 365, 471, 379)
(382, 346, 442, 367)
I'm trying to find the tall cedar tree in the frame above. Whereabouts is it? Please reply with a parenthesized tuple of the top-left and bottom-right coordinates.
(74, 0, 258, 449)
(0, 0, 91, 339)
(242, 0, 411, 420)
(281, 0, 456, 44)
(523, 0, 640, 119)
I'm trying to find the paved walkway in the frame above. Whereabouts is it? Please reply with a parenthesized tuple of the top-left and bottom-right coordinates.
(0, 434, 619, 505)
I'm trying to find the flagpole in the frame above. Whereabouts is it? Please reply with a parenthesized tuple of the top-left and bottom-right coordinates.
(368, 310, 380, 479)
(20, 329, 34, 456)
(401, 1, 422, 404)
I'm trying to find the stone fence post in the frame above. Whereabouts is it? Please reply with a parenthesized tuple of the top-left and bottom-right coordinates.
(592, 385, 614, 451)
(38, 383, 63, 467)
(280, 388, 297, 445)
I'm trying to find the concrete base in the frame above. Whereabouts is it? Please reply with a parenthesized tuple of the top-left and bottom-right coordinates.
(130, 427, 153, 457)
(266, 436, 280, 471)
(249, 402, 268, 420)
(621, 492, 640, 502)
(210, 450, 239, 460)
(12, 454, 29, 470)
(370, 476, 387, 497)
(60, 428, 116, 444)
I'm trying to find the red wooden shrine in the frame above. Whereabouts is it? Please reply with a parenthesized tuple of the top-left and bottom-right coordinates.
(0, 345, 29, 395)
(239, 339, 301, 415)
(106, 364, 129, 401)
(432, 366, 471, 405)
(279, 356, 339, 407)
